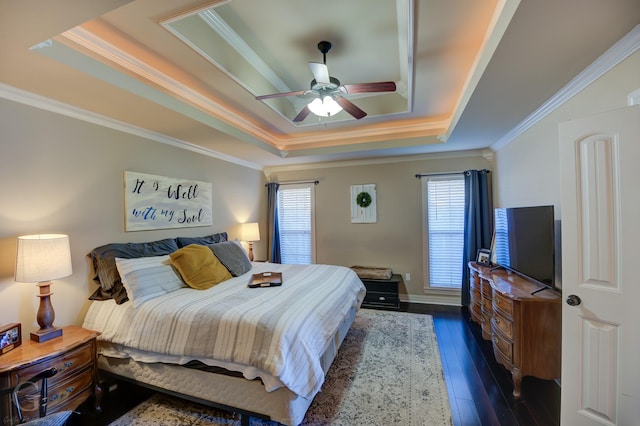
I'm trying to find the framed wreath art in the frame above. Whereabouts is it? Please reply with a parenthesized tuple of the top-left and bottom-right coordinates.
(351, 184, 377, 223)
(356, 191, 372, 208)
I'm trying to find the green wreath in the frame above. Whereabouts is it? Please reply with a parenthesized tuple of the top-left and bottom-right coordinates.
(356, 191, 372, 208)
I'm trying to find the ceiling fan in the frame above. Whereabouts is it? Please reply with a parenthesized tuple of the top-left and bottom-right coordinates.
(255, 41, 396, 122)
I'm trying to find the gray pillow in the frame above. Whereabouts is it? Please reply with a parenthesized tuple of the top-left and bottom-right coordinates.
(88, 238, 180, 304)
(208, 241, 252, 277)
(176, 232, 227, 248)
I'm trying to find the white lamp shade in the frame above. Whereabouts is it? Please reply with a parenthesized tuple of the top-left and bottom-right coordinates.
(15, 234, 72, 282)
(307, 96, 343, 117)
(240, 222, 260, 242)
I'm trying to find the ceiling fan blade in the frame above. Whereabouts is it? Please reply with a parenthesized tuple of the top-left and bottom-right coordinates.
(256, 90, 306, 100)
(341, 81, 396, 94)
(335, 97, 367, 120)
(293, 105, 312, 122)
(309, 62, 330, 85)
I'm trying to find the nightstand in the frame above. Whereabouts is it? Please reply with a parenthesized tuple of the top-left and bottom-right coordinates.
(0, 326, 102, 424)
(360, 274, 402, 310)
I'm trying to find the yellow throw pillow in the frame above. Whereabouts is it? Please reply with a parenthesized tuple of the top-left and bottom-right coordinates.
(169, 244, 231, 290)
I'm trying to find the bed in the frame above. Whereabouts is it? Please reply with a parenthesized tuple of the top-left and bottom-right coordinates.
(82, 234, 366, 425)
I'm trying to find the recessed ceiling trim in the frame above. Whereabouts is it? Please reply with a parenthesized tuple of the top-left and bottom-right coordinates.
(59, 26, 279, 145)
(276, 118, 449, 149)
(162, 0, 412, 125)
(196, 9, 293, 96)
(442, 0, 520, 143)
(57, 25, 432, 152)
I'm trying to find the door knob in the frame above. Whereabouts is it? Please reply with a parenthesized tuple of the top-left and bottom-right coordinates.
(566, 294, 582, 306)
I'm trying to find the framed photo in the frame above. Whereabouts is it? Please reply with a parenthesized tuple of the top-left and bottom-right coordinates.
(476, 249, 492, 266)
(0, 323, 22, 355)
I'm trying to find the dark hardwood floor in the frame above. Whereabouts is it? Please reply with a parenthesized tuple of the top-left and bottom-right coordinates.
(75, 303, 560, 425)
(405, 303, 560, 426)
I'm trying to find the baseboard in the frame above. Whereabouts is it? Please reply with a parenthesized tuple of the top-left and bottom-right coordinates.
(400, 293, 461, 306)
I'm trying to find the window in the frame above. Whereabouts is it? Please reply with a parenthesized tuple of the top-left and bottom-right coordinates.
(423, 175, 465, 290)
(277, 183, 316, 264)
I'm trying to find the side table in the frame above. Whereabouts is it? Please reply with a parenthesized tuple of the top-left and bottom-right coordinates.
(0, 326, 102, 425)
(360, 274, 402, 310)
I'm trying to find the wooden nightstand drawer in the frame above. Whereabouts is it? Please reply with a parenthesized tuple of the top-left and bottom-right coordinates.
(11, 342, 93, 387)
(363, 291, 399, 308)
(16, 364, 93, 419)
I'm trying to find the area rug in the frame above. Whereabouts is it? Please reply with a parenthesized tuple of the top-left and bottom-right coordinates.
(108, 309, 452, 426)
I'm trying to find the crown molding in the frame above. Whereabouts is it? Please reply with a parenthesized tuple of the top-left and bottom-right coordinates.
(263, 148, 486, 176)
(0, 83, 263, 171)
(491, 24, 640, 152)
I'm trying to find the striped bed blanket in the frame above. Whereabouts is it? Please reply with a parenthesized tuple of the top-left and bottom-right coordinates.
(83, 262, 365, 399)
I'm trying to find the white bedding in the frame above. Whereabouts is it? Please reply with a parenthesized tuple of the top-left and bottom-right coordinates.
(83, 262, 365, 399)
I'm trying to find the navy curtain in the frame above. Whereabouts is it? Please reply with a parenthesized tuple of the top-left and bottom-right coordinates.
(266, 182, 281, 263)
(461, 169, 493, 306)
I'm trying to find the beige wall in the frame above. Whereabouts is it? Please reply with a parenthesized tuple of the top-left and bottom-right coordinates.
(493, 50, 640, 214)
(0, 99, 266, 330)
(3, 48, 636, 330)
(267, 152, 492, 303)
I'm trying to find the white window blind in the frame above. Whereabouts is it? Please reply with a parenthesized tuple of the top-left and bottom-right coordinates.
(277, 183, 315, 264)
(424, 175, 465, 289)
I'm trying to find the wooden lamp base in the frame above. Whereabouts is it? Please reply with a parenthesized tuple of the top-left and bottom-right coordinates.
(31, 281, 63, 343)
(248, 241, 255, 261)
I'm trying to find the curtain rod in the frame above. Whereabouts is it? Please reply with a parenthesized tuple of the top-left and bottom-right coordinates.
(265, 180, 319, 186)
(415, 170, 491, 179)
(415, 171, 464, 178)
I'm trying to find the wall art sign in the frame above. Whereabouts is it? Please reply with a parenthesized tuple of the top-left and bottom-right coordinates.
(124, 171, 212, 231)
(351, 184, 377, 223)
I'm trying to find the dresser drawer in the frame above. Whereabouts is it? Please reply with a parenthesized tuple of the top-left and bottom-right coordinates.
(481, 280, 492, 298)
(471, 285, 482, 301)
(482, 297, 493, 312)
(493, 291, 514, 317)
(492, 311, 513, 339)
(492, 330, 513, 363)
(470, 302, 483, 323)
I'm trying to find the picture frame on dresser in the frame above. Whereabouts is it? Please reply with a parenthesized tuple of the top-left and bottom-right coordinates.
(476, 248, 491, 266)
(0, 323, 21, 355)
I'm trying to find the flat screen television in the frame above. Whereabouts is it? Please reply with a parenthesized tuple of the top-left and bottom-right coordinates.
(493, 205, 557, 293)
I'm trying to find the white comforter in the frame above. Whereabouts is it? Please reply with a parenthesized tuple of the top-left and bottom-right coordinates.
(83, 262, 365, 399)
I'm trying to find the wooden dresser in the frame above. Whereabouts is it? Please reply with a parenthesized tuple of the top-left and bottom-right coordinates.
(0, 326, 102, 424)
(468, 262, 561, 398)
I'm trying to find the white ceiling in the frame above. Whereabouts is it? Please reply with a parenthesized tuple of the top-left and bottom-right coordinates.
(1, 0, 639, 170)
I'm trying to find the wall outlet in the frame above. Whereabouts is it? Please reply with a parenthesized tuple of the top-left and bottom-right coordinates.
(405, 273, 411, 281)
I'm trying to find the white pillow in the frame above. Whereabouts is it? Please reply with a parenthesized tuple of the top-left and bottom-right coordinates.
(115, 255, 185, 307)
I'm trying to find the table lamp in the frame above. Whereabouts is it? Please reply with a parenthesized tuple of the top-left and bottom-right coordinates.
(240, 222, 260, 261)
(15, 234, 72, 342)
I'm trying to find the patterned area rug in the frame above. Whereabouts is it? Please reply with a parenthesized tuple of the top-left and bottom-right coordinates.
(109, 309, 452, 426)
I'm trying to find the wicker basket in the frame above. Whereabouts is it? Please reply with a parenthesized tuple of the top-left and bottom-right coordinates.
(350, 265, 393, 280)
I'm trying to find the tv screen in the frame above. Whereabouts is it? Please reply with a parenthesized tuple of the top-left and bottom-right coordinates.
(493, 206, 556, 291)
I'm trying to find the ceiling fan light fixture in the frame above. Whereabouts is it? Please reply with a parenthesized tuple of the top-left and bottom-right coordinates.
(307, 96, 342, 117)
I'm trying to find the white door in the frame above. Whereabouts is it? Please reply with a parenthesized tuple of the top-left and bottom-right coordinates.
(559, 105, 640, 425)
